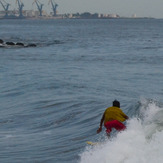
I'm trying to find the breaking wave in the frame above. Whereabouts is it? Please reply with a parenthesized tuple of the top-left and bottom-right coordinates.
(80, 99, 163, 163)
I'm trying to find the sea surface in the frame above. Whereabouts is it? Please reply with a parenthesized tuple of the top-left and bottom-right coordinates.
(1, 18, 163, 163)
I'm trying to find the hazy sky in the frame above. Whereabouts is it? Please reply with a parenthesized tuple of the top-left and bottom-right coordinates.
(1, 0, 163, 18)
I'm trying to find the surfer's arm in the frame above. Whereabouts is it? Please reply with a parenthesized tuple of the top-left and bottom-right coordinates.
(97, 113, 105, 134)
(120, 109, 129, 120)
(122, 112, 129, 119)
(124, 115, 129, 120)
(122, 112, 129, 120)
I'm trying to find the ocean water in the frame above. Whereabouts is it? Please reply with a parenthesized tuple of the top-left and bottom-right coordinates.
(0, 18, 163, 163)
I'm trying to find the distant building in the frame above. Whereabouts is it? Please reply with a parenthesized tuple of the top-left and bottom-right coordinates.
(132, 14, 137, 18)
(42, 10, 48, 17)
(109, 14, 118, 18)
(100, 13, 119, 18)
(0, 11, 4, 17)
(0, 10, 14, 17)
(23, 10, 35, 17)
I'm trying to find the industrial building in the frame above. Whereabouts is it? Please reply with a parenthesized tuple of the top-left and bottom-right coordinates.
(0, 0, 59, 19)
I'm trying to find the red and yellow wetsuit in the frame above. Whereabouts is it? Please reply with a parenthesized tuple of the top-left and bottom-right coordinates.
(102, 106, 128, 134)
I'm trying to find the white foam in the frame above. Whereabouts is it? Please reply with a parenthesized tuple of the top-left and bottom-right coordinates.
(80, 100, 163, 163)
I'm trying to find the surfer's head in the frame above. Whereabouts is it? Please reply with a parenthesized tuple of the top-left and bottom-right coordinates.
(113, 100, 120, 108)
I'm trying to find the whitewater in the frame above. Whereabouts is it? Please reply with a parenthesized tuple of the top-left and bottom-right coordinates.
(80, 99, 163, 163)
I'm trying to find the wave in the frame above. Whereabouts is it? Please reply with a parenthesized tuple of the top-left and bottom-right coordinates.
(79, 99, 163, 163)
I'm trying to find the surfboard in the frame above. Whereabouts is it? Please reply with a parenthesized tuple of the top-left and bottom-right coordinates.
(86, 141, 100, 146)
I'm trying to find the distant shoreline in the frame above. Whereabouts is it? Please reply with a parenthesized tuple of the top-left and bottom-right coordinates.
(0, 11, 155, 20)
(0, 16, 155, 20)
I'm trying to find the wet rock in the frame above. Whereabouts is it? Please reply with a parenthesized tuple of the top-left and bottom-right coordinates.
(6, 42, 15, 45)
(16, 42, 24, 46)
(0, 39, 4, 44)
(27, 44, 37, 47)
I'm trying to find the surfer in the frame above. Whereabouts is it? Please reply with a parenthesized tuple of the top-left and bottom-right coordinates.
(97, 100, 128, 136)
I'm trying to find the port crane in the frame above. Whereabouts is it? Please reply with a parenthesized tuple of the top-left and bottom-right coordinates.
(0, 0, 10, 17)
(33, 0, 44, 16)
(16, 0, 24, 17)
(48, 0, 58, 16)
